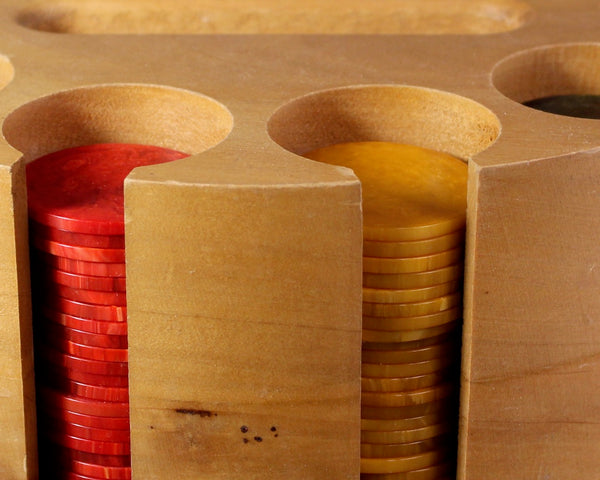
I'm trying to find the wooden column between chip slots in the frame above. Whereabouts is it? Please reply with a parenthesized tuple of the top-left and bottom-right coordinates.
(124, 146, 363, 479)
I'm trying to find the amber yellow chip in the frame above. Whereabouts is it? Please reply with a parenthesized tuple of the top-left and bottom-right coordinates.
(361, 382, 455, 408)
(303, 142, 468, 241)
(361, 369, 455, 393)
(361, 411, 452, 433)
(361, 434, 450, 458)
(361, 421, 454, 444)
(362, 280, 461, 304)
(360, 447, 450, 474)
(363, 306, 462, 332)
(362, 356, 455, 378)
(363, 264, 463, 289)
(362, 339, 456, 364)
(363, 247, 463, 274)
(362, 322, 457, 343)
(363, 230, 464, 258)
(361, 397, 453, 421)
(362, 292, 461, 318)
(360, 461, 453, 479)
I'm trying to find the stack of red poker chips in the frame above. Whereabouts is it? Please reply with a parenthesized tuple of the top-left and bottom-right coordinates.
(27, 144, 188, 479)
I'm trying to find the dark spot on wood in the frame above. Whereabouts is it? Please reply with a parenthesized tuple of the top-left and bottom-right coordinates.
(240, 426, 249, 433)
(270, 426, 277, 432)
(243, 438, 249, 443)
(175, 408, 215, 417)
(274, 434, 278, 438)
(150, 425, 154, 429)
(254, 436, 262, 442)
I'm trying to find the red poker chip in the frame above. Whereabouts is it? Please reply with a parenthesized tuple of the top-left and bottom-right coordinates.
(44, 335, 128, 362)
(48, 283, 127, 307)
(46, 296, 127, 322)
(64, 461, 131, 480)
(39, 401, 130, 430)
(38, 346, 128, 377)
(38, 386, 129, 418)
(42, 267, 127, 293)
(40, 415, 131, 443)
(30, 220, 126, 249)
(31, 236, 125, 263)
(42, 374, 129, 402)
(34, 250, 127, 277)
(41, 429, 130, 455)
(57, 470, 131, 480)
(41, 308, 128, 335)
(38, 361, 129, 388)
(26, 143, 189, 235)
(50, 445, 130, 467)
(57, 467, 131, 480)
(39, 321, 127, 348)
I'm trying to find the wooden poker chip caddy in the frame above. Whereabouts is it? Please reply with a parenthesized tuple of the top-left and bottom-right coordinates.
(0, 0, 598, 478)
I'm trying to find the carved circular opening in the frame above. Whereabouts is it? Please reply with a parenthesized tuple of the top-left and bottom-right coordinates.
(2, 83, 233, 161)
(267, 85, 500, 161)
(492, 43, 600, 119)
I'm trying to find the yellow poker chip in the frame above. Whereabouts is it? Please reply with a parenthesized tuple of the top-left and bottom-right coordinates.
(361, 339, 457, 364)
(361, 356, 455, 379)
(361, 369, 456, 393)
(362, 331, 457, 352)
(362, 280, 461, 304)
(363, 230, 465, 259)
(359, 461, 453, 479)
(362, 306, 462, 331)
(362, 322, 458, 343)
(361, 398, 452, 421)
(360, 448, 451, 474)
(303, 142, 467, 242)
(361, 410, 452, 432)
(361, 382, 456, 408)
(361, 421, 455, 444)
(361, 434, 451, 458)
(363, 264, 463, 290)
(362, 247, 463, 274)
(362, 292, 462, 318)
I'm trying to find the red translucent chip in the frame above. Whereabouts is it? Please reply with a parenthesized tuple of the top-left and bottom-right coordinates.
(39, 362, 129, 388)
(32, 236, 125, 263)
(64, 460, 131, 480)
(41, 429, 130, 455)
(39, 386, 129, 418)
(35, 250, 127, 277)
(46, 296, 127, 322)
(39, 346, 128, 376)
(40, 415, 131, 443)
(43, 374, 129, 402)
(39, 401, 130, 430)
(44, 335, 128, 362)
(49, 283, 127, 307)
(58, 467, 131, 480)
(30, 220, 126, 249)
(39, 321, 127, 348)
(26, 143, 189, 235)
(41, 307, 128, 335)
(57, 470, 131, 480)
(42, 267, 127, 292)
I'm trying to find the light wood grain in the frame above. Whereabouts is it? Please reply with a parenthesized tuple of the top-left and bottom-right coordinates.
(0, 0, 597, 478)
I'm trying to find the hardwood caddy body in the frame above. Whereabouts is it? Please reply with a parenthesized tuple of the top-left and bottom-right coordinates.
(0, 0, 598, 478)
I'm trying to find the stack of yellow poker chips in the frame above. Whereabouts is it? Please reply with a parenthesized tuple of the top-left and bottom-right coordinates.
(304, 141, 467, 479)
